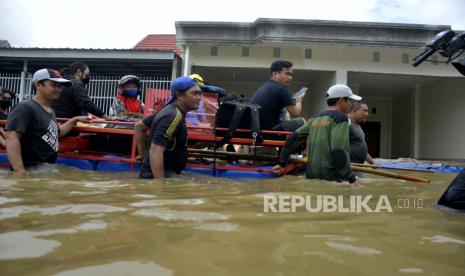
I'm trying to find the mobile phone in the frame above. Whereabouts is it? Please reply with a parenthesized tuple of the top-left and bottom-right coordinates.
(293, 87, 308, 99)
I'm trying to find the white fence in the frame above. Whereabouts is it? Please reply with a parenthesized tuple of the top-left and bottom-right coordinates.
(0, 73, 171, 115)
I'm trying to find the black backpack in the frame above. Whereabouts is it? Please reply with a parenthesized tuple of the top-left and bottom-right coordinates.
(214, 95, 263, 148)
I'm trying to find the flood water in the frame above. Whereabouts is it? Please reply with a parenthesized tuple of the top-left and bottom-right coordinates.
(0, 165, 464, 275)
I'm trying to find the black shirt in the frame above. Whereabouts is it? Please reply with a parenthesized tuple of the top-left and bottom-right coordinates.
(51, 75, 105, 118)
(140, 104, 188, 178)
(349, 119, 368, 164)
(251, 79, 295, 130)
(0, 111, 7, 120)
(5, 100, 59, 167)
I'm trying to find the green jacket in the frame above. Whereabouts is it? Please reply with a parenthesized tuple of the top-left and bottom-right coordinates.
(279, 110, 355, 182)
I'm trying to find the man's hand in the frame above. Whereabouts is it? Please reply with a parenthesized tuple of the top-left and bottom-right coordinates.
(73, 115, 92, 124)
(102, 115, 119, 121)
(340, 180, 362, 188)
(272, 164, 285, 176)
(135, 154, 144, 162)
(11, 168, 28, 177)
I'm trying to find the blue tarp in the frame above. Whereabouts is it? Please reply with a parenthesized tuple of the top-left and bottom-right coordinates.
(379, 162, 464, 173)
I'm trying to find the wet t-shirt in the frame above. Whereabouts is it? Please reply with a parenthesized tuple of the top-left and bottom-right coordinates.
(5, 99, 59, 167)
(140, 104, 187, 178)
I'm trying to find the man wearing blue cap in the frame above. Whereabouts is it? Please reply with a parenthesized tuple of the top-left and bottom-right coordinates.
(5, 68, 91, 176)
(138, 76, 202, 179)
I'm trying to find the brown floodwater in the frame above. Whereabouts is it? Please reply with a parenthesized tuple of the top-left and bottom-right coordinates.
(0, 164, 464, 276)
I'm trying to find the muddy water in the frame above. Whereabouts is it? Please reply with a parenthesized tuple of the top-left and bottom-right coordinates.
(0, 165, 464, 276)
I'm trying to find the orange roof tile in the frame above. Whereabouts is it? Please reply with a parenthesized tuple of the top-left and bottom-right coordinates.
(134, 34, 182, 56)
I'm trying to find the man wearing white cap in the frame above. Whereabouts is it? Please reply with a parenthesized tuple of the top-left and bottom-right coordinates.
(5, 68, 91, 176)
(273, 84, 361, 184)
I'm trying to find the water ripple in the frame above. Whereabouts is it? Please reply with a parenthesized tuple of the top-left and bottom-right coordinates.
(133, 208, 229, 221)
(326, 242, 382, 256)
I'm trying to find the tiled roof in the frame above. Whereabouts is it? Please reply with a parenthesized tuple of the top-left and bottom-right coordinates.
(0, 40, 11, 48)
(134, 34, 182, 56)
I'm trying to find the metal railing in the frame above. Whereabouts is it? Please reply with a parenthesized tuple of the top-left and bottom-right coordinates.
(0, 73, 171, 114)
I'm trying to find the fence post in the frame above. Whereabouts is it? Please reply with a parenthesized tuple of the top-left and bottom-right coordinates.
(19, 60, 28, 101)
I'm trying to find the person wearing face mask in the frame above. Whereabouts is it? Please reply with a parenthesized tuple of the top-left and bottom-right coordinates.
(51, 61, 113, 120)
(0, 87, 15, 147)
(0, 87, 14, 120)
(109, 75, 144, 120)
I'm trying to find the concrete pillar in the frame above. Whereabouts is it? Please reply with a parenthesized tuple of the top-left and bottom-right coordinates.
(182, 45, 190, 76)
(412, 85, 421, 159)
(171, 57, 179, 80)
(333, 70, 347, 85)
(19, 60, 28, 101)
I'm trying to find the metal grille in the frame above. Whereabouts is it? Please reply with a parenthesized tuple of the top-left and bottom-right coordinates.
(0, 73, 171, 115)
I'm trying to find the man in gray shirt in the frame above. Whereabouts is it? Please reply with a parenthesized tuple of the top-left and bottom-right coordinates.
(348, 101, 375, 165)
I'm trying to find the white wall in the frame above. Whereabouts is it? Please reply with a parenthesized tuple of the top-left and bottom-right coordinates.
(187, 43, 465, 160)
(188, 44, 462, 78)
(302, 72, 335, 118)
(419, 78, 465, 159)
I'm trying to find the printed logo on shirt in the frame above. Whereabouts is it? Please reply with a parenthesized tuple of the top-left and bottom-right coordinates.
(311, 118, 331, 127)
(42, 120, 58, 151)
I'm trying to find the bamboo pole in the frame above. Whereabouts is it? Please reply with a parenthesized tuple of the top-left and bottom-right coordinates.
(350, 163, 435, 173)
(187, 149, 431, 184)
(351, 165, 430, 184)
(188, 149, 278, 162)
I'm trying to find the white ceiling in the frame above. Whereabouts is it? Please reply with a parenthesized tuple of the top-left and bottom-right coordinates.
(348, 72, 443, 98)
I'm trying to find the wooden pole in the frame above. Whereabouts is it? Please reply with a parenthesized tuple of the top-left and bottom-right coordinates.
(350, 163, 435, 173)
(188, 149, 278, 162)
(187, 149, 431, 184)
(351, 165, 430, 184)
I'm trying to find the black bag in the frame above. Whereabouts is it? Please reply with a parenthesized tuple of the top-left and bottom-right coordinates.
(214, 95, 263, 148)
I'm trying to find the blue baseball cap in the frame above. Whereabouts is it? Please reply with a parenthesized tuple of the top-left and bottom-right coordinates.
(167, 76, 198, 104)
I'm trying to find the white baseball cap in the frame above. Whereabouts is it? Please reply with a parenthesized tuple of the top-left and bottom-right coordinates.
(326, 84, 362, 101)
(32, 68, 72, 87)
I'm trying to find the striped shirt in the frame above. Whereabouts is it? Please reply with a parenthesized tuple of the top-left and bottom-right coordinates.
(140, 104, 187, 178)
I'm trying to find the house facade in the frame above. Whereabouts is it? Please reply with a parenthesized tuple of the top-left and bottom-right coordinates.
(175, 18, 465, 160)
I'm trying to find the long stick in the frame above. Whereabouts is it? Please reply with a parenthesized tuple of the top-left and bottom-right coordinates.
(188, 149, 431, 183)
(350, 163, 435, 173)
(351, 165, 430, 184)
(188, 149, 278, 161)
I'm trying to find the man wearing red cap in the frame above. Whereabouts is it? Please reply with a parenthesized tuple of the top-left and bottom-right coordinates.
(139, 76, 202, 179)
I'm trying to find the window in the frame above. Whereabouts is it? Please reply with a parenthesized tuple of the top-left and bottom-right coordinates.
(402, 53, 409, 64)
(273, 47, 281, 58)
(210, 46, 218, 56)
(373, 51, 380, 62)
(242, 47, 249, 57)
(305, 48, 312, 59)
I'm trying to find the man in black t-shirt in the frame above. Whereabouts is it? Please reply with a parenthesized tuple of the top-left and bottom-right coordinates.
(251, 60, 305, 131)
(138, 76, 202, 179)
(5, 68, 91, 176)
(51, 61, 113, 120)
